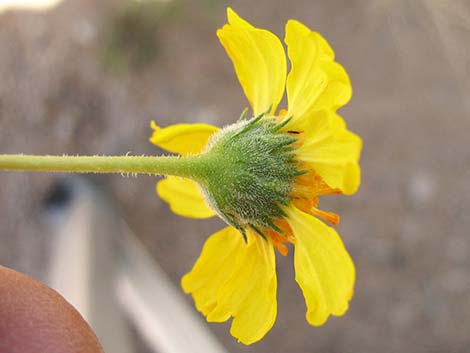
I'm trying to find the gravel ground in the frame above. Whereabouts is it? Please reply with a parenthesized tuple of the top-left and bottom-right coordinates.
(0, 0, 469, 352)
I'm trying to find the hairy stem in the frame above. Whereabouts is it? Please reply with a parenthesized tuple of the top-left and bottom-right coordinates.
(0, 154, 204, 178)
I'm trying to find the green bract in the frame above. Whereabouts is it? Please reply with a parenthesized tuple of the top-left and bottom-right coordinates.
(195, 113, 304, 240)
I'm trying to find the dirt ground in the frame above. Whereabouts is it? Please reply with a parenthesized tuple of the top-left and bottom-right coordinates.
(0, 0, 469, 352)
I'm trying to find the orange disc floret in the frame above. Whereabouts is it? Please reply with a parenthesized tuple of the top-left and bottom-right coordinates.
(265, 218, 295, 256)
(291, 168, 342, 226)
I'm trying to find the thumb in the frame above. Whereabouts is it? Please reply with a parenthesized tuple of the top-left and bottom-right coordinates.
(0, 265, 104, 353)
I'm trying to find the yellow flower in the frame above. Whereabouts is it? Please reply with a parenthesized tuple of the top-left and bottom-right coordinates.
(150, 8, 361, 345)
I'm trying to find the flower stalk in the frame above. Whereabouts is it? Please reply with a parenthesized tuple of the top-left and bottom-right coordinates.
(0, 154, 203, 178)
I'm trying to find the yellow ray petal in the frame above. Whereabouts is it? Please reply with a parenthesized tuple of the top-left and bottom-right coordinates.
(157, 176, 216, 219)
(182, 227, 241, 314)
(285, 206, 355, 326)
(182, 227, 277, 345)
(149, 121, 219, 156)
(217, 8, 287, 116)
(296, 112, 362, 195)
(285, 20, 352, 128)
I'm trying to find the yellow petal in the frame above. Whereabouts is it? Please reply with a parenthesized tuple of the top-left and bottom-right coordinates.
(149, 121, 219, 156)
(182, 227, 277, 345)
(285, 206, 355, 326)
(285, 20, 352, 128)
(157, 176, 216, 219)
(296, 112, 362, 195)
(217, 8, 287, 116)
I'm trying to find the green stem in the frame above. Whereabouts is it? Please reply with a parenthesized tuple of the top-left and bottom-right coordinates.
(0, 154, 204, 179)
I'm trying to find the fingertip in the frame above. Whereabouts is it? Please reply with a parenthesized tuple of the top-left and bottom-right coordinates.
(0, 265, 104, 353)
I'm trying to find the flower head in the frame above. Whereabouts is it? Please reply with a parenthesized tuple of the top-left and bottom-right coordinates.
(150, 8, 361, 345)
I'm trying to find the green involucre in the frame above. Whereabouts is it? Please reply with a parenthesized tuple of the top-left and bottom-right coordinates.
(195, 115, 304, 238)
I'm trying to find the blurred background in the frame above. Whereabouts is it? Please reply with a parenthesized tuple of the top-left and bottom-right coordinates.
(0, 0, 469, 352)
